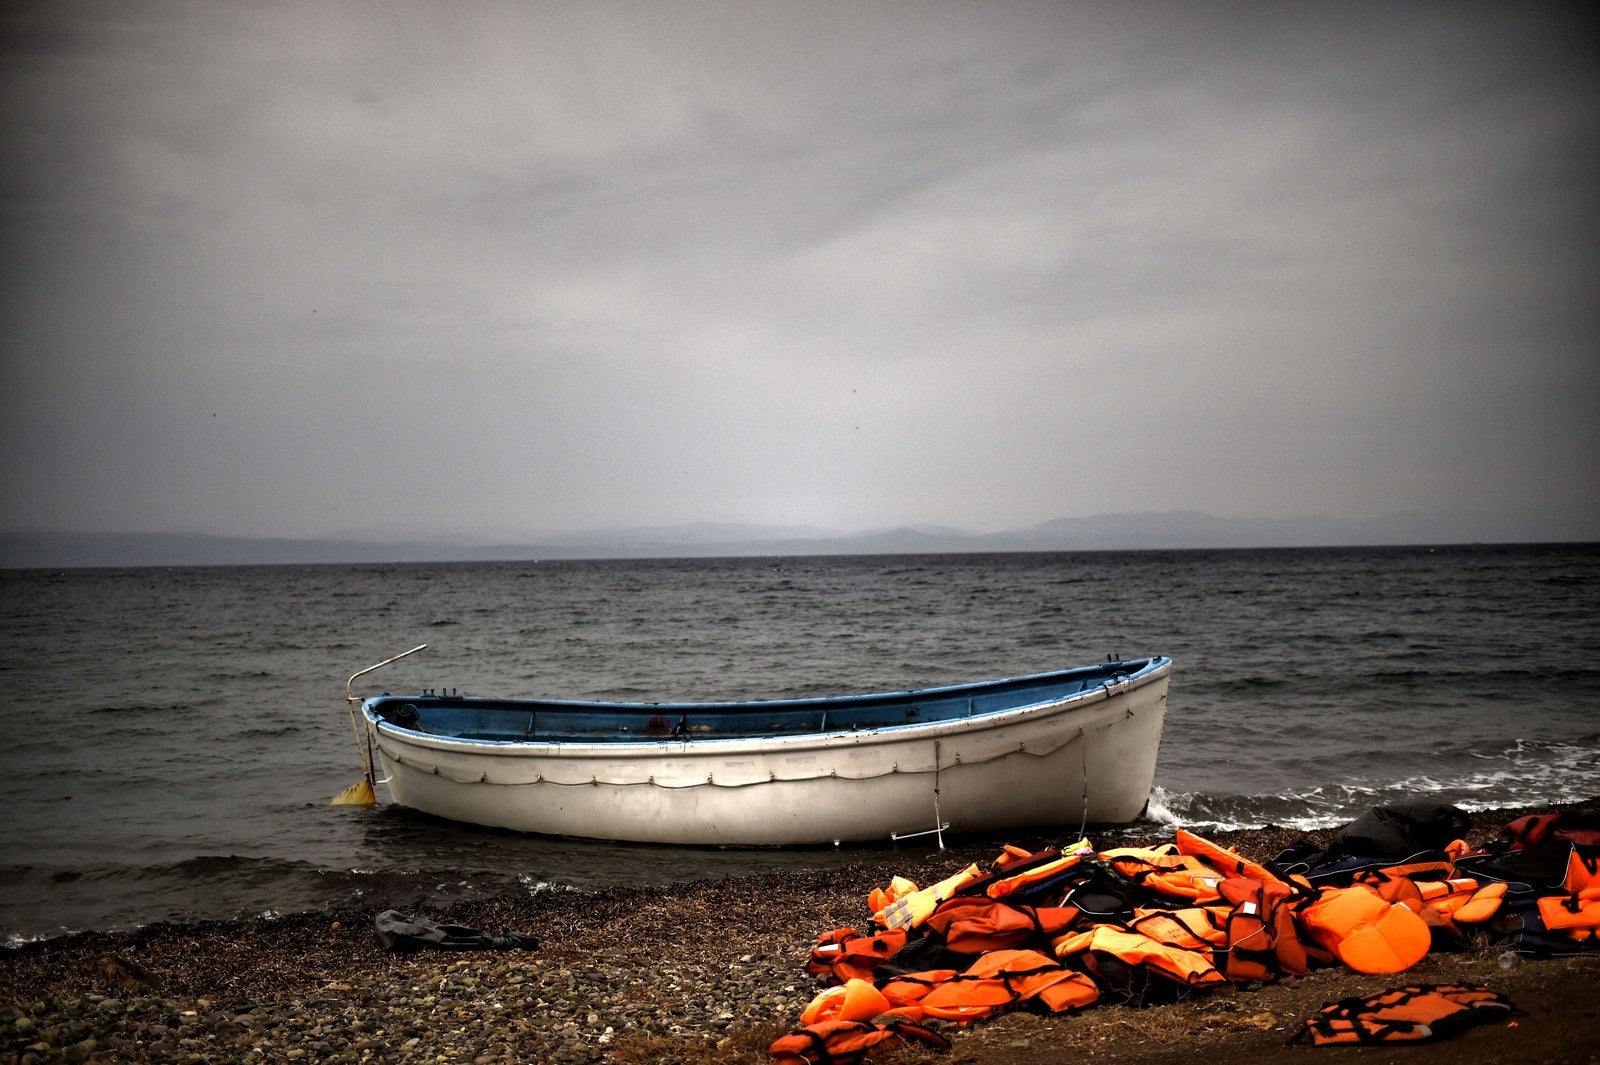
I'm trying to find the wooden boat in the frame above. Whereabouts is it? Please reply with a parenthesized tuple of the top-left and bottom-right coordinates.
(343, 648, 1171, 846)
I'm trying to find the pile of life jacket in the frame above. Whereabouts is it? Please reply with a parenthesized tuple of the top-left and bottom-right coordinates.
(769, 802, 1599, 1063)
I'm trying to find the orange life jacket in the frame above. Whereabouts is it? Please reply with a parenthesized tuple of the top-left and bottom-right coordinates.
(1175, 828, 1281, 884)
(922, 895, 1081, 954)
(1297, 884, 1431, 974)
(865, 845, 1071, 915)
(866, 876, 919, 917)
(800, 978, 893, 1025)
(1561, 845, 1598, 893)
(1128, 905, 1229, 953)
(1352, 860, 1457, 906)
(1218, 877, 1307, 981)
(984, 847, 1089, 900)
(1292, 983, 1516, 1046)
(1488, 810, 1600, 853)
(1102, 846, 1229, 904)
(875, 968, 961, 1019)
(914, 948, 1099, 1023)
(1536, 847, 1600, 933)
(1423, 880, 1508, 932)
(1492, 812, 1562, 851)
(1052, 924, 1226, 992)
(807, 927, 908, 984)
(769, 1016, 952, 1064)
(874, 863, 984, 930)
(1349, 863, 1507, 939)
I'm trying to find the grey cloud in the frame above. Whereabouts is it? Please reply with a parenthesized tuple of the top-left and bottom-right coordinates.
(1, 1, 1596, 541)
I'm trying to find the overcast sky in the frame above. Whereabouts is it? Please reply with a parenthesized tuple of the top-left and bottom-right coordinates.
(2, 1, 1596, 542)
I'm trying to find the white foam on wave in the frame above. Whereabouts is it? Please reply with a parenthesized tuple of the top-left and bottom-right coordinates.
(1148, 785, 1356, 833)
(1151, 735, 1600, 833)
(1142, 789, 1182, 828)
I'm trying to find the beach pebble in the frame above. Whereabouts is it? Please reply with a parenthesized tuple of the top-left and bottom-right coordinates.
(6, 810, 1592, 1064)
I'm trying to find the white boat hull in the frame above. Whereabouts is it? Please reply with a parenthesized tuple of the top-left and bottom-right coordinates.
(364, 662, 1169, 846)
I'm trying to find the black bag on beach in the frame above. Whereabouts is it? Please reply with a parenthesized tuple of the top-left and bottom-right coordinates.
(1325, 802, 1473, 861)
(374, 910, 539, 953)
(1277, 803, 1474, 877)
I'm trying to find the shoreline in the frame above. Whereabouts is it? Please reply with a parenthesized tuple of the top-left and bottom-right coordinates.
(5, 800, 1598, 1064)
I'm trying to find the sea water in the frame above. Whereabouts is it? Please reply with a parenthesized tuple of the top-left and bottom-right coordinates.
(2, 544, 1596, 942)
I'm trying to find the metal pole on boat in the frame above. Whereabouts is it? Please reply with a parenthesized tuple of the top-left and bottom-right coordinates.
(332, 644, 428, 806)
(889, 739, 949, 850)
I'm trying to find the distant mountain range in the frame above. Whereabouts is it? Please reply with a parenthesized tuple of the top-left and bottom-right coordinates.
(1, 510, 1589, 568)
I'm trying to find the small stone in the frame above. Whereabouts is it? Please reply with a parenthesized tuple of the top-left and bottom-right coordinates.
(62, 1040, 97, 1065)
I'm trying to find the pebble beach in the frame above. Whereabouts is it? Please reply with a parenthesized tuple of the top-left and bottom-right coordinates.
(4, 804, 1598, 1065)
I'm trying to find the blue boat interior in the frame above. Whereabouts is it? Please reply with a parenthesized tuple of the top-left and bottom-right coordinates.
(366, 657, 1163, 743)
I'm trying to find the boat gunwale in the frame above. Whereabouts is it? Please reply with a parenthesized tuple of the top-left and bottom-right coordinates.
(362, 657, 1170, 758)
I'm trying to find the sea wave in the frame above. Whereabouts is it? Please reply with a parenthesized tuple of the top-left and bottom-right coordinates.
(1148, 737, 1600, 833)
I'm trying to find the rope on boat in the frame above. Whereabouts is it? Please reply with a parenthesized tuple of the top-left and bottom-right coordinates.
(374, 715, 1121, 790)
(1075, 726, 1090, 841)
